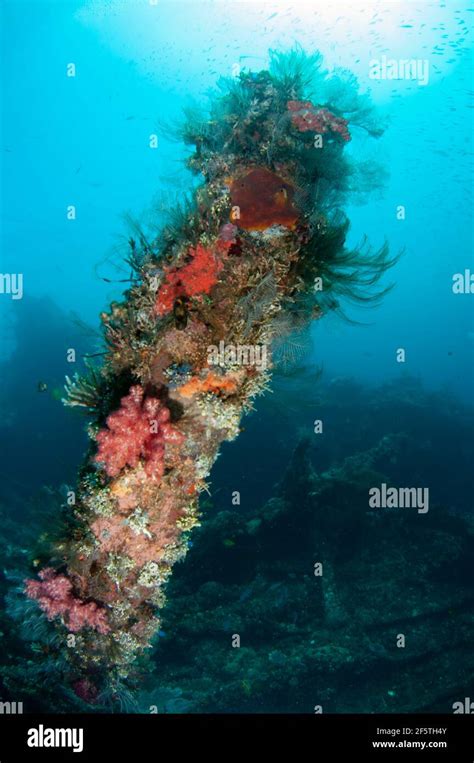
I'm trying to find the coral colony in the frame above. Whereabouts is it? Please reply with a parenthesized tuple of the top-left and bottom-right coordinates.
(25, 49, 394, 704)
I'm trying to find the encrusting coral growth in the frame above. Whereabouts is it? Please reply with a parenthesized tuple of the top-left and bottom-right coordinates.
(23, 48, 396, 705)
(25, 568, 110, 635)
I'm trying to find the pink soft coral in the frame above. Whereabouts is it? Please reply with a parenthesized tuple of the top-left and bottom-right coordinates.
(287, 100, 351, 142)
(155, 242, 226, 316)
(95, 385, 184, 479)
(25, 568, 110, 634)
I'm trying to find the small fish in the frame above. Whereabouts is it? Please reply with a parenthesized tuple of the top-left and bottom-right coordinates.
(51, 387, 63, 401)
(274, 186, 288, 207)
(37, 381, 48, 392)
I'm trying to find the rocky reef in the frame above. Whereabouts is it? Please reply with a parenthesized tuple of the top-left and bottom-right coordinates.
(139, 424, 474, 713)
(9, 49, 397, 704)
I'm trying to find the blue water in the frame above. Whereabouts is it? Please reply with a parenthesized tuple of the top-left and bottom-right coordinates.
(2, 2, 473, 402)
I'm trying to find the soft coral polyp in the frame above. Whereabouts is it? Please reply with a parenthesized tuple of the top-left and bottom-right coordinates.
(95, 385, 184, 479)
